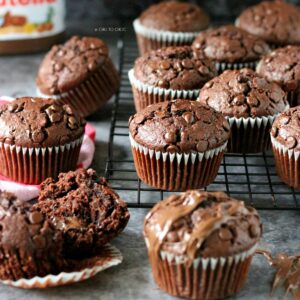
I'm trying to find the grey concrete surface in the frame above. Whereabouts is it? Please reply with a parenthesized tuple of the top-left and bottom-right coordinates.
(0, 19, 298, 300)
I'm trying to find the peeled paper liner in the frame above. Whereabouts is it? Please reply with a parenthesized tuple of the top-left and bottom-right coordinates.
(129, 133, 227, 164)
(271, 135, 300, 160)
(158, 243, 258, 268)
(133, 19, 199, 43)
(128, 69, 200, 99)
(0, 244, 122, 289)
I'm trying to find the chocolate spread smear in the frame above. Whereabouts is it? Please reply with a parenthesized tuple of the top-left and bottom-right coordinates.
(256, 249, 300, 299)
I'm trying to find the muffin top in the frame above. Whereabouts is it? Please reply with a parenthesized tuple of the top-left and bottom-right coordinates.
(138, 1, 209, 32)
(257, 46, 300, 92)
(36, 36, 109, 95)
(133, 46, 217, 90)
(236, 0, 300, 46)
(0, 191, 64, 278)
(192, 25, 270, 64)
(144, 191, 262, 259)
(34, 168, 130, 258)
(271, 106, 300, 151)
(0, 97, 85, 148)
(129, 100, 230, 153)
(198, 69, 288, 118)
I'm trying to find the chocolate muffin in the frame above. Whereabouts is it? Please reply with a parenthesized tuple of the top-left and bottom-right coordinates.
(129, 46, 217, 111)
(133, 0, 210, 55)
(0, 191, 65, 281)
(34, 168, 130, 258)
(144, 190, 262, 300)
(129, 99, 230, 191)
(270, 106, 300, 188)
(257, 46, 300, 107)
(192, 25, 270, 74)
(236, 0, 300, 48)
(36, 36, 120, 117)
(0, 97, 85, 185)
(198, 68, 288, 153)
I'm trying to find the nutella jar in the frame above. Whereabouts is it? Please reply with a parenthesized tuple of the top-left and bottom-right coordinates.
(0, 0, 65, 54)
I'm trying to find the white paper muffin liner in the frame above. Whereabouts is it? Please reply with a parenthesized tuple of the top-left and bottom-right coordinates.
(133, 19, 200, 55)
(0, 136, 83, 185)
(271, 135, 300, 188)
(147, 243, 257, 300)
(36, 58, 120, 117)
(129, 133, 227, 191)
(0, 244, 122, 289)
(226, 114, 279, 153)
(215, 60, 258, 74)
(128, 69, 200, 112)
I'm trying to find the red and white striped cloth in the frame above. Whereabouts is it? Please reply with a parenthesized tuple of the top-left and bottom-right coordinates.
(0, 96, 96, 201)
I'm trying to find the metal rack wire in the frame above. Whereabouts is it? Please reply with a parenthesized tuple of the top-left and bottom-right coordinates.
(105, 35, 300, 210)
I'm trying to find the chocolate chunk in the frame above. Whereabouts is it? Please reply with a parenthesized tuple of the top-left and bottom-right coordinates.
(29, 211, 44, 224)
(219, 227, 233, 241)
(165, 132, 177, 143)
(182, 112, 194, 124)
(249, 224, 260, 238)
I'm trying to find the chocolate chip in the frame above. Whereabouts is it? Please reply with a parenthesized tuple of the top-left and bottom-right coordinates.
(158, 79, 169, 89)
(196, 140, 208, 152)
(165, 132, 177, 143)
(29, 211, 44, 224)
(159, 61, 171, 70)
(49, 112, 62, 123)
(246, 97, 259, 107)
(199, 65, 209, 75)
(219, 227, 233, 241)
(174, 61, 182, 70)
(286, 136, 297, 149)
(7, 103, 18, 112)
(253, 43, 265, 54)
(166, 145, 178, 153)
(182, 112, 194, 124)
(233, 95, 245, 106)
(32, 131, 45, 143)
(64, 105, 73, 115)
(182, 59, 193, 69)
(68, 116, 78, 130)
(134, 114, 145, 124)
(54, 63, 63, 71)
(249, 224, 260, 238)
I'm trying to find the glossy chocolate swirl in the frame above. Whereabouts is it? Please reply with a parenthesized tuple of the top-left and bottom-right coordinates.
(144, 191, 262, 264)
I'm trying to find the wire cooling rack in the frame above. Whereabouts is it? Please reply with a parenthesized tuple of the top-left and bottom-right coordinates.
(105, 35, 300, 210)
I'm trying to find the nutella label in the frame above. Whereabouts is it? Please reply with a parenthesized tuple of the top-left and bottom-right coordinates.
(0, 0, 65, 40)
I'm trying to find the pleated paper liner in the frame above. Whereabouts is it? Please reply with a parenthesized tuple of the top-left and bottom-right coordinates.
(37, 58, 120, 118)
(148, 244, 257, 300)
(227, 114, 277, 153)
(215, 60, 258, 75)
(0, 136, 83, 185)
(130, 134, 227, 191)
(133, 19, 199, 55)
(271, 136, 300, 188)
(128, 69, 200, 112)
(0, 244, 122, 289)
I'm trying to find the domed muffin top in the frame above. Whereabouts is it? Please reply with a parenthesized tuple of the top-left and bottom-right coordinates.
(133, 46, 217, 90)
(257, 46, 300, 92)
(37, 36, 109, 95)
(34, 168, 130, 257)
(192, 25, 270, 63)
(129, 99, 230, 153)
(0, 97, 85, 148)
(138, 0, 209, 32)
(144, 190, 262, 259)
(236, 0, 300, 46)
(271, 106, 300, 151)
(198, 68, 288, 118)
